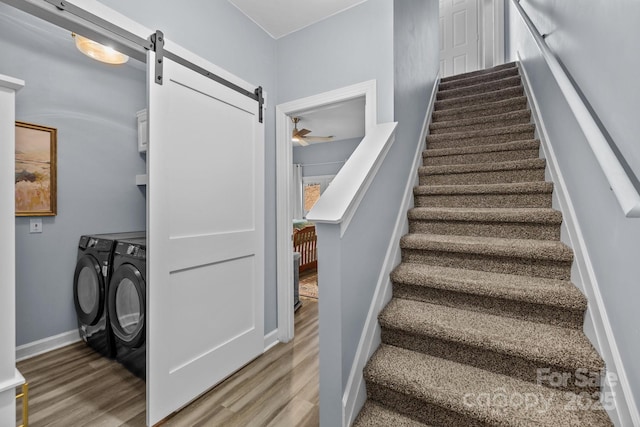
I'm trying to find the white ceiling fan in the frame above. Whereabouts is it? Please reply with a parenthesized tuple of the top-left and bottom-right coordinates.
(291, 116, 334, 146)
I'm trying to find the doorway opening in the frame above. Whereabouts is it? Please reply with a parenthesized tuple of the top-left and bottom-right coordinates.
(275, 80, 376, 342)
(439, 0, 505, 77)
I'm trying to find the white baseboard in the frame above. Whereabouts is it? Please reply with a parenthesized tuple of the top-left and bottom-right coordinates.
(16, 329, 81, 362)
(518, 57, 639, 427)
(17, 328, 280, 363)
(342, 76, 441, 427)
(264, 329, 279, 352)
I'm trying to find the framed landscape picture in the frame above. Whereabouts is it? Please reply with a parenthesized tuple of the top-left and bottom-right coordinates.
(15, 121, 57, 216)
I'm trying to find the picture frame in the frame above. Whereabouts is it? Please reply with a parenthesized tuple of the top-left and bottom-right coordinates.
(15, 121, 57, 216)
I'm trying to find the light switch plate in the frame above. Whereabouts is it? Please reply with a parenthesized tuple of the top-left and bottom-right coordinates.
(30, 218, 42, 233)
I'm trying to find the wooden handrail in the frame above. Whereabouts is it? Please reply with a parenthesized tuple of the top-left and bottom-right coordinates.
(511, 0, 640, 217)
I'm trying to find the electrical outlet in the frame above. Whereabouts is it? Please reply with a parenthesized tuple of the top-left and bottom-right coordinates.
(30, 218, 42, 233)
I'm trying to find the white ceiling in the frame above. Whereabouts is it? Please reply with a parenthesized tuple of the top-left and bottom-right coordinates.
(292, 97, 366, 147)
(228, 0, 368, 39)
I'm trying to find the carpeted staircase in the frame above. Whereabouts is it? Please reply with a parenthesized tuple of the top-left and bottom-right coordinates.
(353, 62, 613, 426)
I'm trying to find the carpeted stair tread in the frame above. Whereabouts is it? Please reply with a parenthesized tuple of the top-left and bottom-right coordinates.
(423, 140, 540, 167)
(414, 181, 553, 196)
(432, 96, 528, 123)
(364, 345, 612, 426)
(353, 401, 430, 427)
(407, 207, 561, 224)
(438, 66, 519, 91)
(419, 158, 546, 186)
(423, 139, 539, 158)
(400, 233, 573, 262)
(429, 109, 531, 134)
(422, 139, 540, 166)
(437, 75, 522, 100)
(419, 158, 545, 176)
(440, 61, 517, 83)
(434, 86, 524, 111)
(407, 206, 561, 240)
(427, 124, 535, 150)
(413, 182, 554, 208)
(379, 298, 602, 371)
(390, 263, 586, 311)
(427, 123, 535, 143)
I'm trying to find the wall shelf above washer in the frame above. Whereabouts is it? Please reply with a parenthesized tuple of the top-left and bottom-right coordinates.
(135, 174, 147, 186)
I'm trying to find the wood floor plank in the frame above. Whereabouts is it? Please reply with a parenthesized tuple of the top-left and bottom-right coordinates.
(18, 300, 318, 426)
(266, 397, 316, 427)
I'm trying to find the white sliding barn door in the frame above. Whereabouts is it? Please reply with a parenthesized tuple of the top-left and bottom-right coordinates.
(440, 0, 479, 77)
(146, 50, 264, 425)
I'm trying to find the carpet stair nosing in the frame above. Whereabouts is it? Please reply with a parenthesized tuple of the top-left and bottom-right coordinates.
(427, 123, 535, 143)
(353, 401, 430, 427)
(418, 158, 546, 186)
(419, 158, 546, 176)
(430, 117, 532, 136)
(423, 139, 539, 158)
(364, 345, 612, 426)
(407, 206, 562, 240)
(438, 66, 519, 91)
(413, 182, 555, 209)
(436, 75, 522, 100)
(391, 263, 587, 330)
(390, 263, 586, 312)
(434, 86, 524, 111)
(422, 148, 540, 167)
(432, 96, 528, 122)
(429, 109, 531, 134)
(413, 181, 553, 196)
(400, 233, 574, 263)
(440, 61, 517, 84)
(407, 207, 562, 224)
(378, 298, 602, 373)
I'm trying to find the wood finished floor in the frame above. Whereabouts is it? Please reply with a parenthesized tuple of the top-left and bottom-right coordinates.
(17, 298, 318, 426)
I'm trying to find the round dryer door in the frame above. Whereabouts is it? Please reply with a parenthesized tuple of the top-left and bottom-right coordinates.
(108, 264, 146, 348)
(73, 255, 105, 326)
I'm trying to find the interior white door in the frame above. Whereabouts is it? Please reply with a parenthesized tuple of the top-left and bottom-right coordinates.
(146, 49, 264, 425)
(440, 0, 479, 77)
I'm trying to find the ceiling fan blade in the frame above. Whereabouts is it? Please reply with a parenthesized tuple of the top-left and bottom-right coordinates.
(296, 138, 309, 146)
(297, 128, 312, 137)
(301, 136, 334, 142)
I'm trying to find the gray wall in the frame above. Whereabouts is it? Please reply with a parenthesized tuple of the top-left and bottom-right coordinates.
(313, 1, 440, 424)
(506, 0, 640, 413)
(0, 4, 146, 345)
(97, 0, 280, 333)
(292, 138, 361, 177)
(507, 0, 640, 176)
(276, 0, 394, 123)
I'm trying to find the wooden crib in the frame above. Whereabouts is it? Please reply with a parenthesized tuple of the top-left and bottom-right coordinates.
(293, 225, 317, 273)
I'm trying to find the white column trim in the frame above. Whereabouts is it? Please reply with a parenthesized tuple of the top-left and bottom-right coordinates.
(275, 80, 377, 343)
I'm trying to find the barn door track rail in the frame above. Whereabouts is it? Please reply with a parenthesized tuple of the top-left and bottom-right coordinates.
(44, 0, 264, 123)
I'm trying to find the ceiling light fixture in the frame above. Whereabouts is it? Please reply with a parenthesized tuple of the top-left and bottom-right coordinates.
(72, 33, 129, 65)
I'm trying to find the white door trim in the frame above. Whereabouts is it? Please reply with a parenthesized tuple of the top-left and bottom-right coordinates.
(479, 0, 505, 68)
(275, 80, 376, 342)
(0, 74, 24, 427)
(493, 0, 505, 65)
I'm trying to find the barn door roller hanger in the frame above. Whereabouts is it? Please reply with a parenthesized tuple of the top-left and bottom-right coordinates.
(45, 0, 264, 123)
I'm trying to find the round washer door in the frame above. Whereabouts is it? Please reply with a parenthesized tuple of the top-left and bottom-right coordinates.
(73, 254, 105, 326)
(108, 263, 146, 348)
